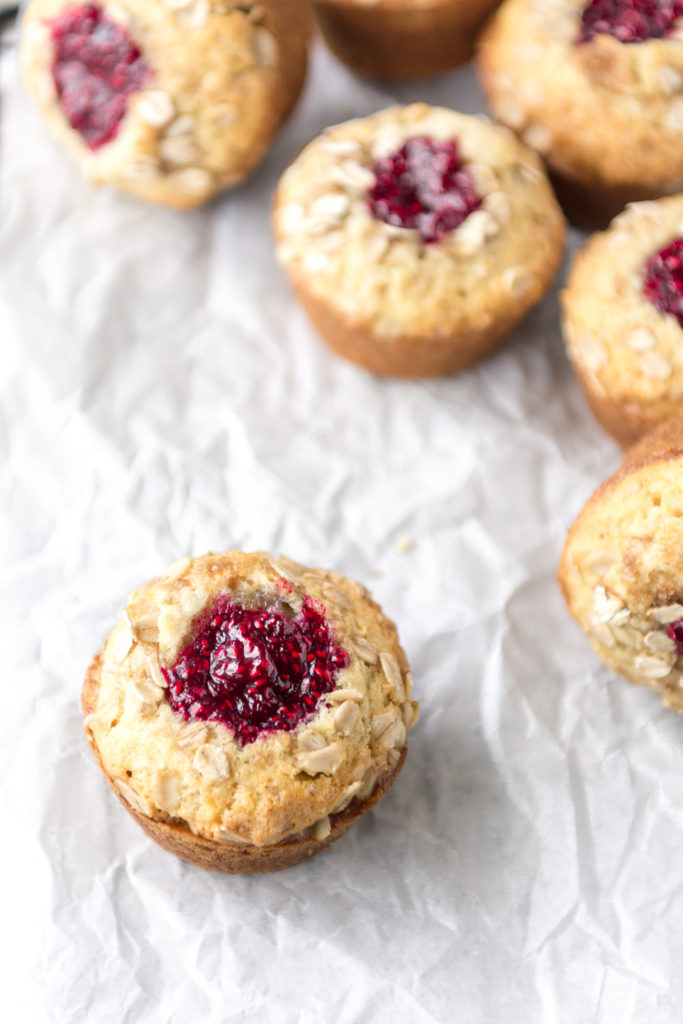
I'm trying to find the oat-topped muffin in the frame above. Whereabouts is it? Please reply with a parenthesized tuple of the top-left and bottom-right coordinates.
(563, 196, 683, 446)
(479, 0, 683, 227)
(559, 416, 683, 710)
(274, 104, 565, 378)
(313, 0, 501, 80)
(20, 0, 310, 208)
(83, 551, 418, 873)
(565, 195, 683, 444)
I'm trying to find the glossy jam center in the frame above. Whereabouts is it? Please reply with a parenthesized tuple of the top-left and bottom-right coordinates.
(367, 136, 482, 245)
(666, 617, 683, 655)
(578, 0, 683, 44)
(643, 239, 683, 327)
(162, 596, 349, 745)
(50, 3, 150, 150)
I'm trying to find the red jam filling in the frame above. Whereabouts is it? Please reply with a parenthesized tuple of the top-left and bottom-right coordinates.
(50, 3, 150, 150)
(367, 136, 482, 245)
(578, 0, 683, 44)
(161, 595, 349, 745)
(643, 239, 683, 327)
(666, 617, 683, 655)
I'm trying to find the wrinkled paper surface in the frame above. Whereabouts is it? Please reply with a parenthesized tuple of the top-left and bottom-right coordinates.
(2, 25, 683, 1024)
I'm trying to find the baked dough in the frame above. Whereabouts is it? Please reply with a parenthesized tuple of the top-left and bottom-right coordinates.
(274, 104, 566, 377)
(83, 551, 418, 872)
(562, 196, 683, 446)
(559, 416, 683, 710)
(313, 0, 501, 80)
(479, 0, 683, 227)
(21, 0, 311, 208)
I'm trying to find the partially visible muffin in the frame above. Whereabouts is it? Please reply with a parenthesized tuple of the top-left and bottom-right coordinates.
(83, 551, 418, 873)
(478, 0, 683, 227)
(273, 104, 565, 378)
(562, 195, 683, 446)
(560, 416, 683, 710)
(313, 0, 501, 80)
(20, 0, 310, 208)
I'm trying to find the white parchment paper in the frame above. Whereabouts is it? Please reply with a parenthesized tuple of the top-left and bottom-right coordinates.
(3, 22, 683, 1024)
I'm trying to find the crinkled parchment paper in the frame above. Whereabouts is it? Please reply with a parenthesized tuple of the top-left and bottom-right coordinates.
(2, 21, 683, 1024)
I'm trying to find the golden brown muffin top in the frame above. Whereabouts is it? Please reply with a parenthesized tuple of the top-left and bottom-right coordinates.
(560, 417, 683, 707)
(274, 104, 565, 339)
(21, 0, 307, 207)
(85, 551, 418, 847)
(563, 196, 683, 413)
(479, 0, 683, 188)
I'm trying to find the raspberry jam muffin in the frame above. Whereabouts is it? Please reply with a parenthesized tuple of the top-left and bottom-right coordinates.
(559, 416, 683, 711)
(313, 0, 501, 80)
(563, 196, 683, 446)
(83, 551, 418, 873)
(273, 104, 566, 378)
(20, 0, 310, 208)
(478, 0, 683, 227)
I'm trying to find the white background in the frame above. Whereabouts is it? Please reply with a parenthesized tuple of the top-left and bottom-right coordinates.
(2, 19, 683, 1024)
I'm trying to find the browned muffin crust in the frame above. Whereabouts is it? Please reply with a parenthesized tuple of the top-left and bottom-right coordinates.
(84, 651, 407, 873)
(21, 0, 311, 208)
(559, 416, 683, 710)
(562, 197, 683, 447)
(274, 104, 565, 378)
(478, 0, 683, 228)
(82, 551, 418, 873)
(313, 0, 501, 81)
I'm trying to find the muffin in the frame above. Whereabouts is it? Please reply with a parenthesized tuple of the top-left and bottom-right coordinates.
(20, 0, 311, 208)
(478, 0, 683, 228)
(83, 551, 418, 873)
(273, 104, 566, 378)
(313, 0, 501, 80)
(563, 196, 683, 446)
(559, 415, 683, 711)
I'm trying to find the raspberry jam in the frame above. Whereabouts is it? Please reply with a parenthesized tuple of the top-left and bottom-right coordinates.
(162, 596, 349, 745)
(666, 618, 683, 655)
(578, 0, 683, 44)
(643, 239, 683, 327)
(367, 136, 482, 245)
(50, 4, 150, 150)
